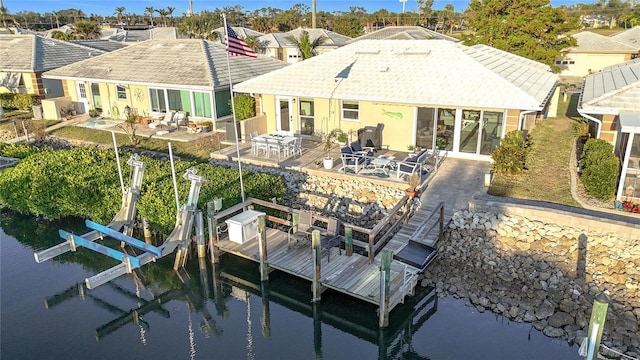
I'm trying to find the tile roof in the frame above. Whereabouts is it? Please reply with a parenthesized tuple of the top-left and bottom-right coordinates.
(579, 58, 640, 111)
(105, 27, 180, 42)
(566, 31, 638, 53)
(258, 28, 351, 48)
(348, 26, 460, 43)
(70, 40, 126, 52)
(610, 26, 640, 50)
(213, 26, 264, 41)
(0, 34, 106, 72)
(43, 39, 286, 90)
(234, 40, 558, 110)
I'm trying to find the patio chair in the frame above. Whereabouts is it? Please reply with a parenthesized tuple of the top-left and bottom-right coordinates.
(340, 146, 367, 174)
(288, 136, 303, 158)
(250, 131, 260, 155)
(396, 149, 430, 180)
(321, 218, 342, 262)
(158, 110, 176, 126)
(350, 141, 374, 159)
(173, 111, 187, 126)
(288, 210, 314, 248)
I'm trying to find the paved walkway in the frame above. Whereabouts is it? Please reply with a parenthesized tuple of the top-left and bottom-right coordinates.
(414, 156, 640, 226)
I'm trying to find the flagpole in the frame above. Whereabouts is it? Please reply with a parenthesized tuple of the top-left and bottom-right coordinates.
(223, 13, 246, 203)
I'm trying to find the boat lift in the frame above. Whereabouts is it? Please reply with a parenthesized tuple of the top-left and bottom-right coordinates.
(34, 154, 209, 290)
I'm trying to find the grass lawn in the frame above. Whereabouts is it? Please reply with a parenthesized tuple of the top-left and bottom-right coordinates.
(488, 115, 581, 207)
(50, 126, 222, 161)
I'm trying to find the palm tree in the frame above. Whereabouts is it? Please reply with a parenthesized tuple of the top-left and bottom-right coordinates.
(51, 11, 60, 29)
(166, 6, 175, 26)
(285, 30, 328, 60)
(155, 9, 168, 27)
(73, 20, 101, 40)
(145, 7, 154, 27)
(114, 6, 125, 29)
(0, 6, 11, 27)
(243, 35, 263, 54)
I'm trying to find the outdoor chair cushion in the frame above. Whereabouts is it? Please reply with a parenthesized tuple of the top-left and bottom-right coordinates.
(345, 156, 366, 166)
(341, 146, 353, 155)
(350, 141, 374, 157)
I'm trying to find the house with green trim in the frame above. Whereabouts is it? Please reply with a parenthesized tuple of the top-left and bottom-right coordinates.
(233, 39, 560, 160)
(42, 39, 286, 122)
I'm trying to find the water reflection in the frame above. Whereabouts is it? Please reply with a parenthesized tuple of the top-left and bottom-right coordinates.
(38, 244, 438, 358)
(2, 211, 579, 359)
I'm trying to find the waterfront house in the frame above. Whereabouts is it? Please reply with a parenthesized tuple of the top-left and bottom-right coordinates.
(555, 31, 639, 79)
(42, 39, 286, 122)
(233, 39, 560, 160)
(578, 58, 640, 202)
(0, 34, 106, 99)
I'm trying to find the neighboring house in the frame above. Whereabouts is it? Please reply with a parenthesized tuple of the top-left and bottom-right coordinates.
(42, 39, 286, 121)
(556, 31, 639, 78)
(578, 58, 640, 202)
(233, 40, 560, 160)
(610, 26, 640, 51)
(0, 34, 106, 99)
(258, 28, 351, 63)
(348, 25, 460, 43)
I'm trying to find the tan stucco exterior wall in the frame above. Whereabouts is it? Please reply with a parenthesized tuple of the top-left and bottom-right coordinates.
(601, 114, 618, 145)
(504, 109, 521, 134)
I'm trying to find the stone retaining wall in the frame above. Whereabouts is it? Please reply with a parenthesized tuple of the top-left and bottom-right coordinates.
(425, 210, 639, 358)
(209, 158, 404, 228)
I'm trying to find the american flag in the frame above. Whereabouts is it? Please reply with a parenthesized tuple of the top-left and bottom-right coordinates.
(225, 25, 257, 58)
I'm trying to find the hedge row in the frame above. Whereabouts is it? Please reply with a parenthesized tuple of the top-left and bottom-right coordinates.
(0, 93, 39, 111)
(0, 144, 287, 234)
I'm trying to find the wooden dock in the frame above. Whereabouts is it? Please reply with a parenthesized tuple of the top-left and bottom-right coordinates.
(215, 227, 418, 322)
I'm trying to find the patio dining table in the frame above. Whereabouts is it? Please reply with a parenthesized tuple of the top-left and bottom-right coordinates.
(252, 134, 296, 162)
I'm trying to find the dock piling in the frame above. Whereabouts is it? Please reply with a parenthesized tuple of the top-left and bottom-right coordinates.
(312, 230, 322, 302)
(345, 226, 353, 256)
(379, 250, 391, 328)
(258, 215, 268, 281)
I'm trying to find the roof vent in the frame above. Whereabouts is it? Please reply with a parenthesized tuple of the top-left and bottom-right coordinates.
(43, 40, 56, 46)
(355, 50, 380, 55)
(378, 66, 389, 72)
(175, 43, 186, 48)
(403, 50, 431, 55)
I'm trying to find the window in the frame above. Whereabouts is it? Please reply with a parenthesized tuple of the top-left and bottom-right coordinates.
(300, 99, 315, 135)
(78, 83, 87, 99)
(116, 85, 127, 100)
(569, 61, 575, 64)
(149, 88, 166, 113)
(341, 101, 359, 121)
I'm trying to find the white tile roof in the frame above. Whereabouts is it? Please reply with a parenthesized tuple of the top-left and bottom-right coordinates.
(566, 31, 638, 53)
(258, 28, 351, 49)
(0, 34, 106, 72)
(610, 26, 640, 50)
(43, 39, 286, 90)
(234, 40, 558, 110)
(580, 58, 640, 111)
(348, 26, 459, 43)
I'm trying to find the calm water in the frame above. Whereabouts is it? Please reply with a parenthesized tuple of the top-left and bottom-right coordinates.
(1, 212, 581, 360)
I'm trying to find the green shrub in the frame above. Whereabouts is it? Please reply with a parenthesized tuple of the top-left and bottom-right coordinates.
(490, 130, 529, 175)
(0, 143, 43, 159)
(0, 93, 39, 110)
(579, 138, 619, 200)
(230, 94, 255, 120)
(0, 146, 287, 235)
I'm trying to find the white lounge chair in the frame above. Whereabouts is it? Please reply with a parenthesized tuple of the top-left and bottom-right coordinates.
(158, 110, 176, 126)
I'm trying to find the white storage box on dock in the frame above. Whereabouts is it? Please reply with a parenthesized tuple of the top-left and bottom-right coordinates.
(225, 210, 265, 244)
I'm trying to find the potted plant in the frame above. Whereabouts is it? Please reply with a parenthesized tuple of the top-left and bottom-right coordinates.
(320, 129, 343, 169)
(88, 109, 100, 118)
(404, 173, 420, 198)
(201, 121, 213, 133)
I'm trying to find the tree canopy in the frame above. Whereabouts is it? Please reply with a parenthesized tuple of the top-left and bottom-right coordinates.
(464, 0, 578, 70)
